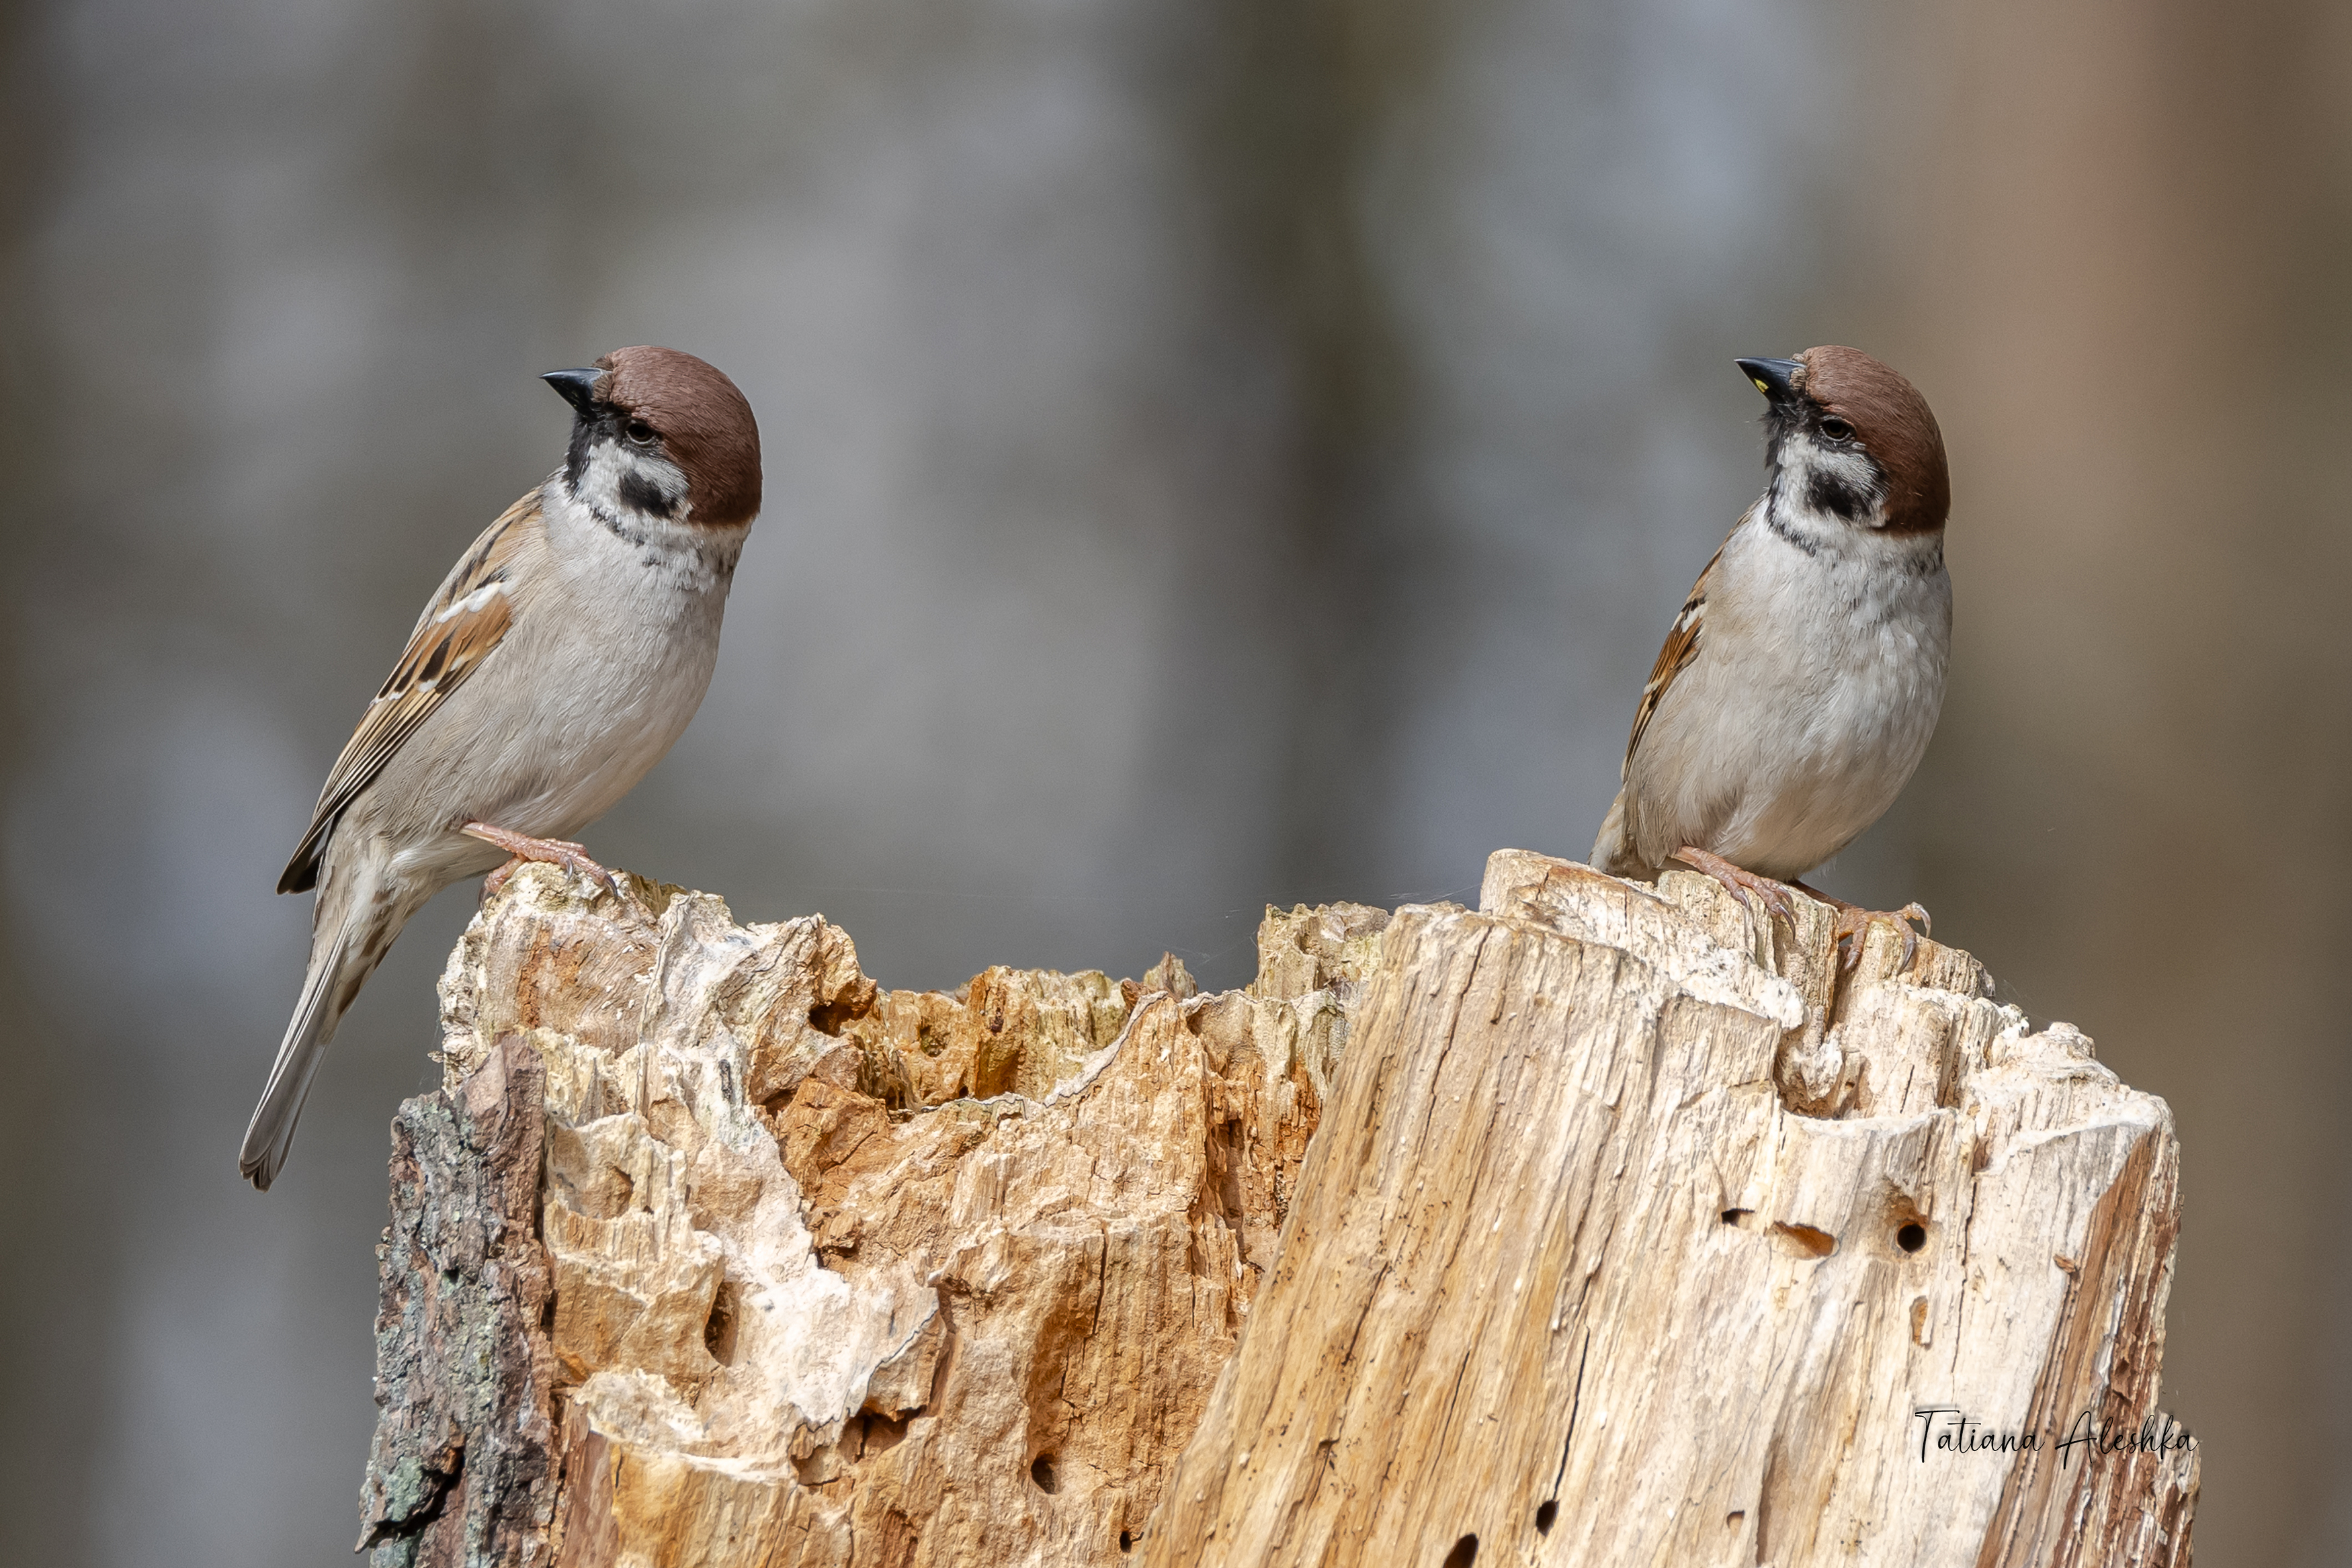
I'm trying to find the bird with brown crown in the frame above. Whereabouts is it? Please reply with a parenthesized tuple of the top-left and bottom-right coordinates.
(1591, 346, 1951, 962)
(241, 347, 762, 1189)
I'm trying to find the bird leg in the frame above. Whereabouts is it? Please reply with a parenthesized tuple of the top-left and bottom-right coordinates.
(1670, 846, 1801, 926)
(464, 822, 640, 911)
(1790, 881, 1931, 972)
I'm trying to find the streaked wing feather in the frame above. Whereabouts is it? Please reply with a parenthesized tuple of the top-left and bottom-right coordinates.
(1623, 543, 1720, 775)
(276, 492, 538, 892)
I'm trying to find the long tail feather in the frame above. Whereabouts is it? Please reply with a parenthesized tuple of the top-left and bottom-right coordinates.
(239, 920, 358, 1190)
(243, 843, 417, 1190)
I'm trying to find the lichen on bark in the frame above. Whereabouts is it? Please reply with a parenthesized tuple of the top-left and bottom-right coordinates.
(360, 1035, 557, 1568)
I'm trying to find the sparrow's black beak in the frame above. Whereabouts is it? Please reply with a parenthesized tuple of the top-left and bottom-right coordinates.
(542, 367, 605, 417)
(1735, 357, 1802, 403)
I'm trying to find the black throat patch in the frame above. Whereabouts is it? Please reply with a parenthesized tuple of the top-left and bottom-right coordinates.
(563, 414, 610, 496)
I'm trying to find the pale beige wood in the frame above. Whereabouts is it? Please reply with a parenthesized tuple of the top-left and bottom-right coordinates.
(366, 863, 1387, 1566)
(360, 849, 2193, 1567)
(1144, 852, 2195, 1568)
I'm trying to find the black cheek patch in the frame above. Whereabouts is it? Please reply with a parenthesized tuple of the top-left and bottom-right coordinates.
(618, 471, 681, 519)
(1804, 468, 1872, 521)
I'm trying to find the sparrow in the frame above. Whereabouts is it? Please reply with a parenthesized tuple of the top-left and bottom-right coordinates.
(241, 346, 762, 1189)
(1590, 345, 1951, 959)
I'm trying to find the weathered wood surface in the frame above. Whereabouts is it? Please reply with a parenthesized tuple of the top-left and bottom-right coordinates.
(359, 848, 2195, 1567)
(362, 861, 1388, 1566)
(1146, 852, 2197, 1567)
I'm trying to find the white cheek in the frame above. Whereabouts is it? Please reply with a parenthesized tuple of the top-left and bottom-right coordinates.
(1778, 433, 1887, 526)
(576, 438, 691, 519)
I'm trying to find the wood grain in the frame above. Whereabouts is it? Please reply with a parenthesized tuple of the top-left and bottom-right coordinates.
(1144, 853, 2195, 1567)
(360, 850, 2194, 1567)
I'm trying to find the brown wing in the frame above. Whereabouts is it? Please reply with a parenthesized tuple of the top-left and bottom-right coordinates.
(1622, 543, 1720, 776)
(277, 492, 538, 893)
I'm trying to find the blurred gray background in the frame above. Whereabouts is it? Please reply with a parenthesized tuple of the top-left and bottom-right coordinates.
(3, 0, 2347, 1562)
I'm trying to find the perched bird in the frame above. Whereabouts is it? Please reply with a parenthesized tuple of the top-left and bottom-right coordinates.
(1591, 345, 1950, 956)
(242, 347, 762, 1188)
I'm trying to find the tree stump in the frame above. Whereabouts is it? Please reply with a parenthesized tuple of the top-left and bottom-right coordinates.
(358, 850, 2195, 1567)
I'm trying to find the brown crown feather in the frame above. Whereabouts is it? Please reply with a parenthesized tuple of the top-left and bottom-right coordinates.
(596, 346, 763, 529)
(1794, 345, 1949, 533)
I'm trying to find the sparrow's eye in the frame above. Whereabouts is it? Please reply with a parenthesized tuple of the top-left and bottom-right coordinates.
(623, 419, 657, 447)
(1819, 417, 1855, 442)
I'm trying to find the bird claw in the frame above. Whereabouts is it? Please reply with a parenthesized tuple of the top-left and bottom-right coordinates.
(1828, 901, 1931, 972)
(1673, 856, 1935, 975)
(463, 822, 646, 917)
(1670, 846, 1801, 926)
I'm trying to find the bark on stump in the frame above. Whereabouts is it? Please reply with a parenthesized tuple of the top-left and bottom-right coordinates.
(359, 849, 2197, 1567)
